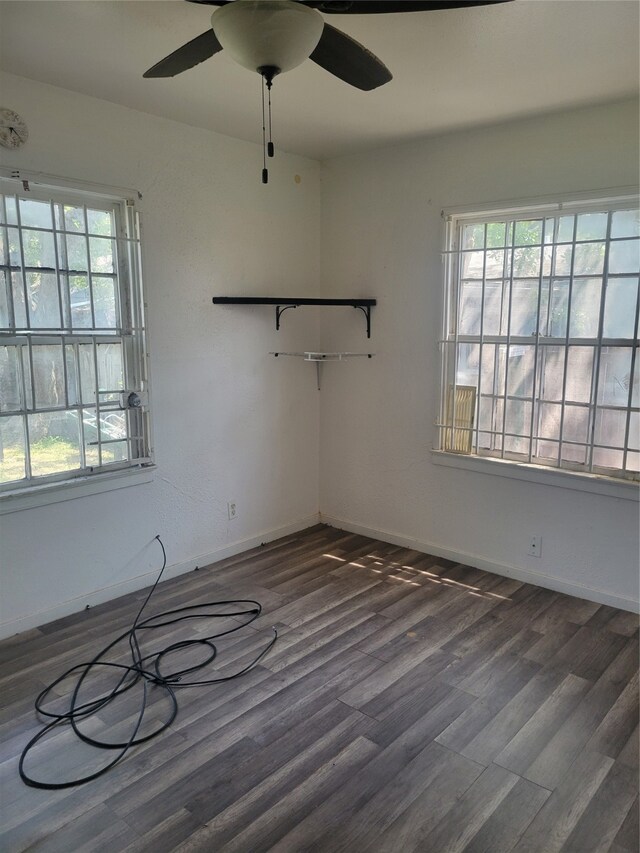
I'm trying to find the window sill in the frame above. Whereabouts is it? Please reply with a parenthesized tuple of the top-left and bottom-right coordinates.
(0, 465, 156, 515)
(431, 450, 639, 502)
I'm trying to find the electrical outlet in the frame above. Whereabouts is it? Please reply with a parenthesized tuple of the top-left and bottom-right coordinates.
(227, 501, 237, 520)
(528, 535, 542, 557)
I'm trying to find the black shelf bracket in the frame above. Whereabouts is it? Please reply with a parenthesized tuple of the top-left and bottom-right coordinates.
(275, 304, 297, 330)
(212, 297, 377, 338)
(354, 304, 372, 339)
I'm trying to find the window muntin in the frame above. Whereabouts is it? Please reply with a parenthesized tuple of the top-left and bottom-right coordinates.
(440, 197, 639, 481)
(0, 180, 151, 490)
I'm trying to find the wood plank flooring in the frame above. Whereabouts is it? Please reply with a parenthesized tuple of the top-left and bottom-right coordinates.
(0, 524, 638, 852)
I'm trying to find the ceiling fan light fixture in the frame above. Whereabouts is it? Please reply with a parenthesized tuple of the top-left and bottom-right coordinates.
(212, 0, 324, 74)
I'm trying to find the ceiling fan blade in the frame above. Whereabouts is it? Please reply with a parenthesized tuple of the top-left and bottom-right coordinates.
(143, 29, 223, 78)
(185, 0, 511, 9)
(310, 23, 391, 90)
(300, 1, 511, 11)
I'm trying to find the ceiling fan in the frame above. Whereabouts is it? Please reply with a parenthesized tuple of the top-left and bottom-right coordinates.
(144, 0, 510, 90)
(144, 0, 510, 181)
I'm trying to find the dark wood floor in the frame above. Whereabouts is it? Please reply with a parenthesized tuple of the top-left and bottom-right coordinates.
(1, 524, 638, 852)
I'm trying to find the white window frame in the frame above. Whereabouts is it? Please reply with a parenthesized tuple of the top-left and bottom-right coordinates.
(0, 172, 153, 508)
(436, 190, 639, 498)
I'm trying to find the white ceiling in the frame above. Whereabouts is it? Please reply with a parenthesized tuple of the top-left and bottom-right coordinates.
(1, 0, 638, 161)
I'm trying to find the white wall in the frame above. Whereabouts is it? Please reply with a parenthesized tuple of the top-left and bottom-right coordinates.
(0, 73, 322, 637)
(319, 99, 640, 611)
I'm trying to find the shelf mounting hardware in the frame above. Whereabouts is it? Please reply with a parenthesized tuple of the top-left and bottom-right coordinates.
(271, 351, 374, 390)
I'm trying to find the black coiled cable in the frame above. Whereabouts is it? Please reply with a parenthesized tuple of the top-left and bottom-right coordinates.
(19, 536, 277, 789)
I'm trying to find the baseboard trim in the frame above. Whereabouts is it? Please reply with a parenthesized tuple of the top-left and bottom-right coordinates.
(1, 513, 320, 640)
(320, 514, 640, 614)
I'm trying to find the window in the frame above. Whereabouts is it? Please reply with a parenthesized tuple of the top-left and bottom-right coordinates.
(0, 176, 152, 492)
(439, 195, 639, 482)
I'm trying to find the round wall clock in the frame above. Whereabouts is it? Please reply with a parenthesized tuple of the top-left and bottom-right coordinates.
(0, 108, 28, 149)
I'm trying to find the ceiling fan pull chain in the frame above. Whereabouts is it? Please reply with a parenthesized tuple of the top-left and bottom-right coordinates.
(267, 80, 274, 159)
(261, 73, 268, 184)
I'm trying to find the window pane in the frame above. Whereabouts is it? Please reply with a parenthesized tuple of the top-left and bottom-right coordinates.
(629, 411, 639, 451)
(93, 276, 117, 329)
(557, 215, 574, 243)
(507, 345, 535, 398)
(63, 206, 85, 233)
(28, 272, 61, 329)
(70, 276, 92, 328)
(486, 223, 506, 249)
(597, 347, 633, 405)
(97, 343, 123, 392)
(477, 396, 496, 435)
(78, 344, 96, 404)
(488, 397, 504, 450)
(510, 280, 540, 336)
(28, 412, 81, 477)
(456, 343, 479, 387)
(461, 251, 484, 279)
(19, 199, 52, 230)
(63, 234, 88, 272)
(609, 239, 640, 274)
(611, 209, 640, 239)
(87, 209, 113, 237)
(603, 277, 638, 339)
(592, 447, 623, 470)
(479, 343, 497, 394)
(514, 220, 542, 246)
(505, 399, 532, 438)
(549, 279, 569, 336)
(21, 347, 32, 408)
(565, 346, 594, 403)
(0, 271, 10, 328)
(32, 345, 66, 409)
(594, 408, 627, 448)
(573, 243, 605, 276)
(100, 411, 127, 442)
(512, 247, 541, 279)
(5, 196, 18, 225)
(22, 229, 56, 270)
(561, 404, 589, 444)
(554, 246, 573, 276)
(569, 278, 602, 338)
(576, 213, 608, 241)
(83, 407, 100, 466)
(538, 402, 561, 440)
(540, 346, 565, 402)
(625, 450, 640, 472)
(562, 441, 587, 465)
(102, 440, 128, 464)
(459, 281, 482, 335)
(462, 223, 484, 249)
(0, 415, 26, 483)
(484, 281, 503, 335)
(89, 237, 115, 273)
(485, 249, 505, 278)
(65, 345, 79, 406)
(16, 270, 30, 327)
(7, 226, 21, 266)
(0, 346, 22, 411)
(537, 438, 559, 465)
